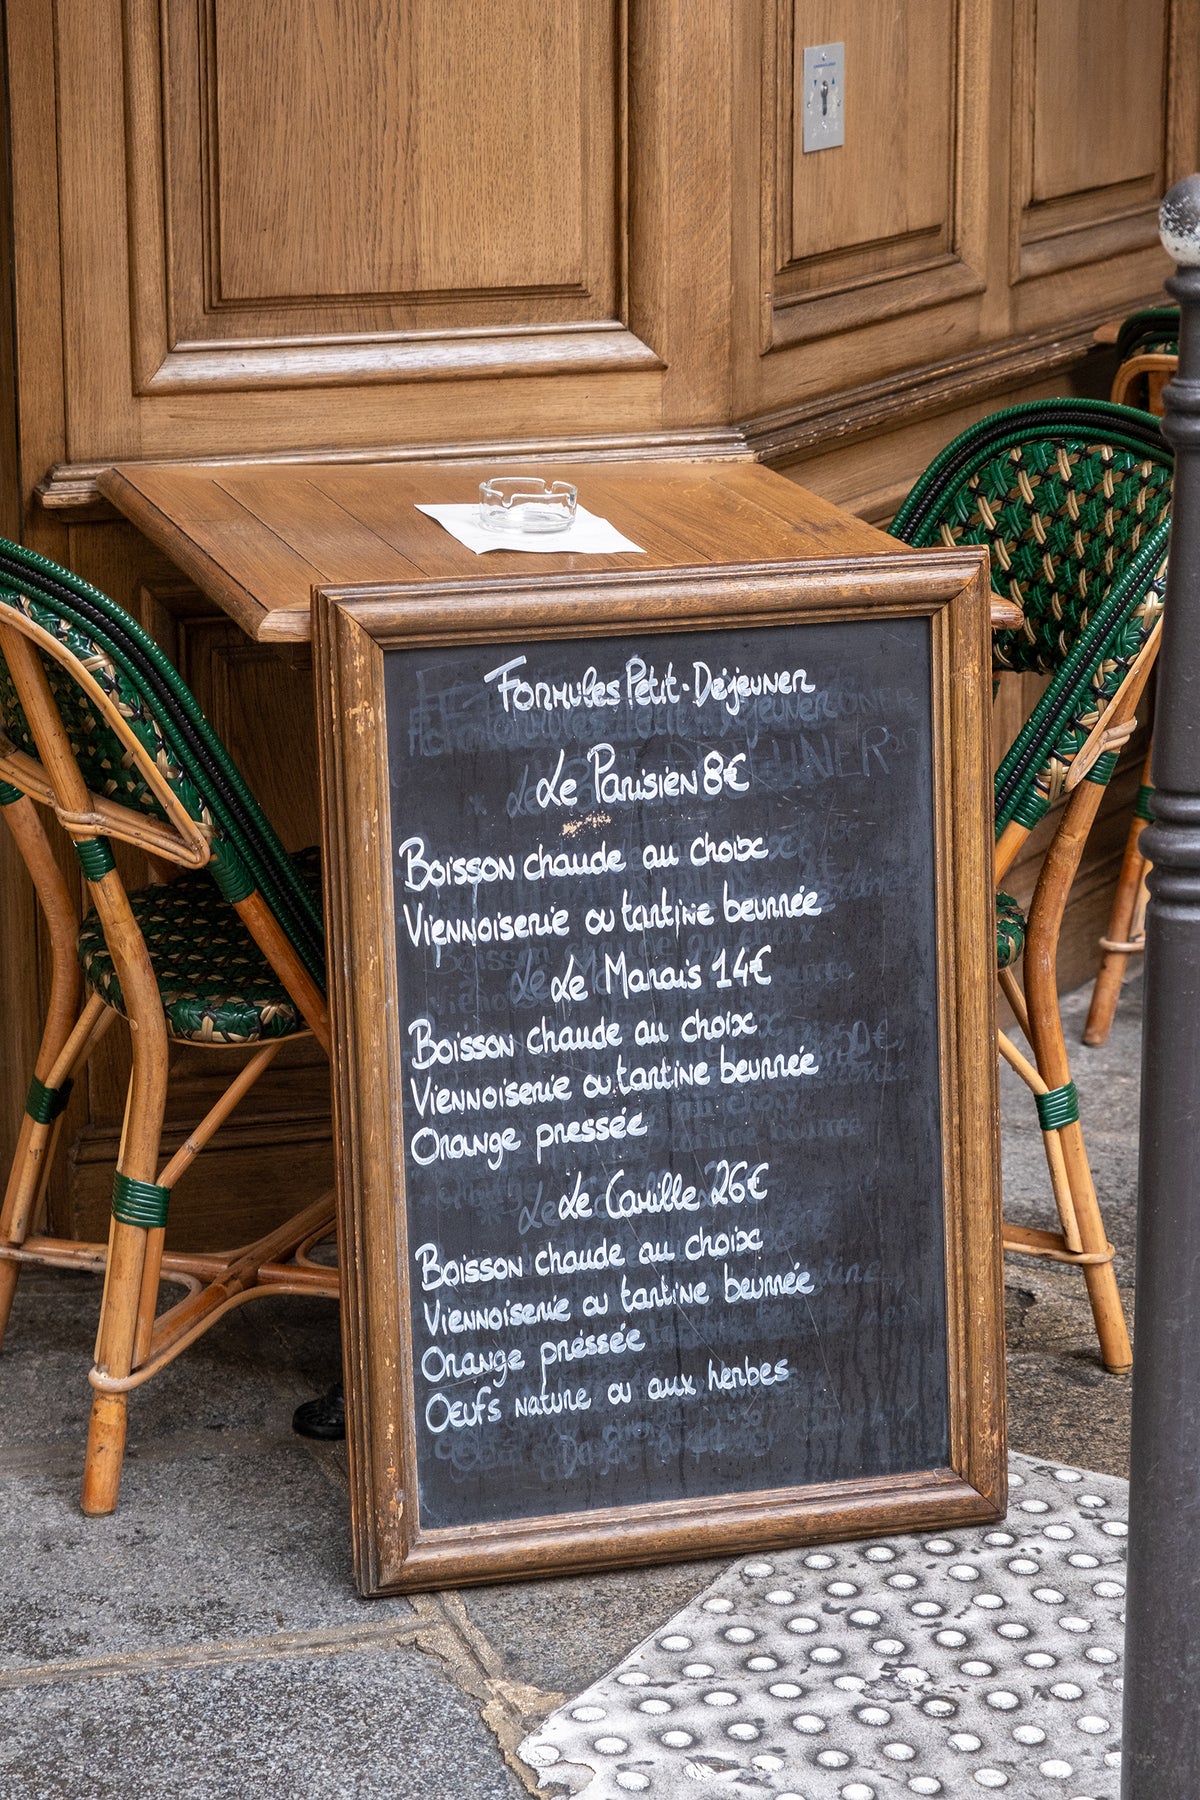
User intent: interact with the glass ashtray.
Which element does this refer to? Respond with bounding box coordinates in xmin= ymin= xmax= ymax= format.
xmin=478 ymin=475 xmax=578 ymax=534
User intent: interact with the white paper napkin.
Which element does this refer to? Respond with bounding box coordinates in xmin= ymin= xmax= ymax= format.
xmin=415 ymin=502 xmax=645 ymax=555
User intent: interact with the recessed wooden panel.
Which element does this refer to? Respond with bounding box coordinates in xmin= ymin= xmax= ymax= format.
xmin=786 ymin=0 xmax=955 ymax=266
xmin=182 ymin=627 xmax=321 ymax=852
xmin=1013 ymin=0 xmax=1172 ymax=281
xmin=68 ymin=1114 xmax=334 ymax=1251
xmin=1031 ymin=1 xmax=1166 ymax=203
xmin=210 ymin=0 xmax=586 ymax=304
xmin=765 ymin=0 xmax=986 ymax=350
xmin=117 ymin=0 xmax=656 ymax=389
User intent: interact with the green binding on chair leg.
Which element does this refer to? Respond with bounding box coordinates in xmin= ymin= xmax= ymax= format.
xmin=1085 ymin=750 xmax=1121 ymax=787
xmin=209 ymin=838 xmax=255 ymax=904
xmin=1011 ymin=788 xmax=1049 ymax=832
xmin=1036 ymin=1081 xmax=1080 ymax=1132
xmin=1135 ymin=783 xmax=1156 ymax=822
xmin=111 ymin=1172 xmax=171 ymax=1229
xmin=25 ymin=1075 xmax=73 ymax=1124
xmin=0 ymin=780 xmax=23 ymax=805
xmin=74 ymin=837 xmax=115 ymax=881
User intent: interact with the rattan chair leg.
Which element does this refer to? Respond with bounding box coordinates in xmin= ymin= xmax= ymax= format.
xmin=82 ymin=1218 xmax=155 ymax=1515
xmin=79 ymin=868 xmax=171 ymax=1516
xmin=233 ymin=892 xmax=330 ymax=1052
xmin=998 ymin=965 xmax=1031 ymax=1037
xmin=1023 ymin=780 xmax=1133 ymax=1371
xmin=0 ymin=995 xmax=115 ymax=1353
xmin=995 ymin=820 xmax=1031 ymax=884
xmin=997 ymin=1027 xmax=1083 ymax=1252
xmin=96 ymin=1192 xmax=341 ymax=1392
xmin=1083 ymin=747 xmax=1154 ymax=1047
xmin=132 ymin=1225 xmax=167 ymax=1372
xmin=0 ymin=794 xmax=85 ymax=1349
xmin=0 ymin=792 xmax=80 ymax=1072
xmin=1 ymin=992 xmax=110 ymax=1243
xmin=0 ymin=1264 xmax=20 ymax=1357
xmin=131 ymin=1039 xmax=287 ymax=1364
xmin=1057 ymin=1121 xmax=1132 ymax=1373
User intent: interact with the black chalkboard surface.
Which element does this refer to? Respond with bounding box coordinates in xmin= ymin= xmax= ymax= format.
xmin=315 ymin=551 xmax=1003 ymax=1595
xmin=385 ymin=620 xmax=948 ymax=1529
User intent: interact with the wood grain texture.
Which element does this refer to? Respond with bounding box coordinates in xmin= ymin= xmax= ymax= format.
xmin=99 ymin=460 xmax=900 ymax=641
xmin=762 ymin=0 xmax=989 ymax=357
xmin=1031 ymin=0 xmax=1167 ymax=202
xmin=119 ymin=0 xmax=656 ymax=393
xmin=99 ymin=455 xmax=1028 ymax=639
xmin=208 ymin=0 xmax=587 ymax=303
xmin=6 ymin=0 xmax=1187 ymax=473
xmin=37 ymin=298 xmax=1120 ymax=518
xmin=314 ymin=546 xmax=1002 ymax=1594
xmin=1010 ymin=0 xmax=1197 ymax=287
xmin=785 ymin=0 xmax=955 ymax=265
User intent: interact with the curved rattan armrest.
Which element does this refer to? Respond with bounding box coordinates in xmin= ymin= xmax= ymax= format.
xmin=0 ymin=742 xmax=211 ymax=868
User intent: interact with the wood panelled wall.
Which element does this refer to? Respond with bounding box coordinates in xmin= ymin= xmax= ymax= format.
xmin=1 ymin=0 xmax=1196 ymax=1238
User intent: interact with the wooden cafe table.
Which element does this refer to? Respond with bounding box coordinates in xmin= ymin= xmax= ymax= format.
xmin=98 ymin=457 xmax=1023 ymax=640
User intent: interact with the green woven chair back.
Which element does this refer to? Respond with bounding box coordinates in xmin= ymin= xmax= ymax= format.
xmin=891 ymin=398 xmax=1172 ymax=834
xmin=1115 ymin=305 xmax=1180 ymax=364
xmin=0 ymin=538 xmax=325 ymax=989
xmin=0 ymin=600 xmax=209 ymax=828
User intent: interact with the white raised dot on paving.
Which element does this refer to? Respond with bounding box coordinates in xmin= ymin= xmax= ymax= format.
xmin=518 ymin=1453 xmax=1126 ymax=1799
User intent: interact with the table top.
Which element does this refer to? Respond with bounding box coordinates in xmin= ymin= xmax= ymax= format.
xmin=99 ymin=456 xmax=1020 ymax=642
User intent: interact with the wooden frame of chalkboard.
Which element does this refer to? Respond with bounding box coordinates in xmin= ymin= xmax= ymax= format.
xmin=314 ymin=551 xmax=1003 ymax=1597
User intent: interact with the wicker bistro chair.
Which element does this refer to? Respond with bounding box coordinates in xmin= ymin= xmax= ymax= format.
xmin=892 ymin=397 xmax=1173 ymax=1373
xmin=1082 ymin=308 xmax=1181 ymax=1047
xmin=0 ymin=537 xmax=337 ymax=1514
xmin=1110 ymin=304 xmax=1181 ymax=413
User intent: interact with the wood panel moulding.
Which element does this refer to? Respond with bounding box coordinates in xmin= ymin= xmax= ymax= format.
xmin=122 ymin=0 xmax=658 ymax=391
xmin=764 ymin=0 xmax=989 ymax=350
xmin=35 ymin=307 xmax=1130 ymax=524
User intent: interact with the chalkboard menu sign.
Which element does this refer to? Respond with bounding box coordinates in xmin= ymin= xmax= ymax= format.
xmin=316 ymin=554 xmax=1003 ymax=1596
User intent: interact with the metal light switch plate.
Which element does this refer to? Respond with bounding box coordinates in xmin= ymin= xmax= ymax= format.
xmin=802 ymin=42 xmax=844 ymax=153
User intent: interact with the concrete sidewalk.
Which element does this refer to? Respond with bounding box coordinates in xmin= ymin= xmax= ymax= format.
xmin=0 ymin=979 xmax=1141 ymax=1799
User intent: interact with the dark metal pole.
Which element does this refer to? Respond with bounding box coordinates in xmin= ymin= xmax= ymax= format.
xmin=1123 ymin=175 xmax=1200 ymax=1797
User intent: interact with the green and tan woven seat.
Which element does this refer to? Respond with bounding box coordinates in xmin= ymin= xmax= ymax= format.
xmin=893 ymin=396 xmax=1173 ymax=1373
xmin=77 ymin=848 xmax=324 ymax=1046
xmin=0 ymin=537 xmax=336 ymax=1516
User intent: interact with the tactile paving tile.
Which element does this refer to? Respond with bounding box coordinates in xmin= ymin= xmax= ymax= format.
xmin=519 ymin=1454 xmax=1126 ymax=1799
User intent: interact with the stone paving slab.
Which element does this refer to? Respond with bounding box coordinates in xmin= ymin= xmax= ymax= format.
xmin=518 ymin=1454 xmax=1127 ymax=1800
xmin=463 ymin=1562 xmax=728 ymax=1700
xmin=0 ymin=1444 xmax=407 ymax=1671
xmin=0 ymin=1641 xmax=527 ymax=1800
